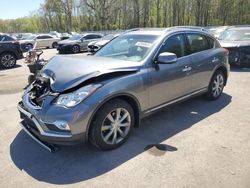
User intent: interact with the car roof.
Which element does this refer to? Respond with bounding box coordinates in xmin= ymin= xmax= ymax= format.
xmin=226 ymin=27 xmax=250 ymax=31
xmin=125 ymin=26 xmax=208 ymax=36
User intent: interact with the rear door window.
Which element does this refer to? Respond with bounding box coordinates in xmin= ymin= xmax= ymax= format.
xmin=186 ymin=33 xmax=210 ymax=54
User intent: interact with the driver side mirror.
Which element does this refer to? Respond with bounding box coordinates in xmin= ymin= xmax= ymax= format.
xmin=157 ymin=52 xmax=177 ymax=64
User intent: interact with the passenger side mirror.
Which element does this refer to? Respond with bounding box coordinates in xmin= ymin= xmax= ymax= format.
xmin=157 ymin=52 xmax=177 ymax=64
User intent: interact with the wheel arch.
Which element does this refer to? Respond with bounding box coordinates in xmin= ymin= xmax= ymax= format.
xmin=0 ymin=51 xmax=17 ymax=59
xmin=211 ymin=66 xmax=228 ymax=86
xmin=86 ymin=93 xmax=141 ymax=141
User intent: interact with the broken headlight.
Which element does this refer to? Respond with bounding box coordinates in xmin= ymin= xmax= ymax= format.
xmin=55 ymin=84 xmax=102 ymax=108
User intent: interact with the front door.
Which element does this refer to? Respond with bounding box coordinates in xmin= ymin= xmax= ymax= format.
xmin=148 ymin=33 xmax=193 ymax=108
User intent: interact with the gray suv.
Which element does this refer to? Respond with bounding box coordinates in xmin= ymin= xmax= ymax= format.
xmin=18 ymin=28 xmax=229 ymax=151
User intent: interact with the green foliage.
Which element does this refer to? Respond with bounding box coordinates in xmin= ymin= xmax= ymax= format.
xmin=0 ymin=0 xmax=249 ymax=33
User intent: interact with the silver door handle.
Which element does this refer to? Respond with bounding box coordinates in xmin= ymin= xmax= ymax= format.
xmin=212 ymin=57 xmax=219 ymax=63
xmin=182 ymin=66 xmax=192 ymax=72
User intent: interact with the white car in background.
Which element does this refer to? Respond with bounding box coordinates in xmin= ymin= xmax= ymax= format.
xmin=19 ymin=34 xmax=61 ymax=51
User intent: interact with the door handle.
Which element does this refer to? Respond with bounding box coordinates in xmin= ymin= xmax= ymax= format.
xmin=182 ymin=66 xmax=192 ymax=72
xmin=212 ymin=57 xmax=219 ymax=63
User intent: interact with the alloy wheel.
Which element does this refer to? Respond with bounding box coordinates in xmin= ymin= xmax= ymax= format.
xmin=72 ymin=45 xmax=80 ymax=53
xmin=212 ymin=74 xmax=224 ymax=98
xmin=101 ymin=108 xmax=131 ymax=145
xmin=1 ymin=54 xmax=16 ymax=68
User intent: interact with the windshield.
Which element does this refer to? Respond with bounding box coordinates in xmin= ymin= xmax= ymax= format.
xmin=103 ymin=34 xmax=118 ymax=40
xmin=95 ymin=34 xmax=159 ymax=62
xmin=69 ymin=35 xmax=81 ymax=40
xmin=219 ymin=29 xmax=250 ymax=41
xmin=26 ymin=35 xmax=36 ymax=40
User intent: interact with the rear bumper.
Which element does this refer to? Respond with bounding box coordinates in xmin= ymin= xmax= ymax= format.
xmin=18 ymin=103 xmax=86 ymax=146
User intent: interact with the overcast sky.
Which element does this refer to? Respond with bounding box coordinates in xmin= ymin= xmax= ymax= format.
xmin=0 ymin=0 xmax=44 ymax=19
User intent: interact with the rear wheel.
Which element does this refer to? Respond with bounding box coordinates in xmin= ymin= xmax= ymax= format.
xmin=72 ymin=45 xmax=80 ymax=54
xmin=205 ymin=70 xmax=225 ymax=100
xmin=52 ymin=42 xmax=58 ymax=48
xmin=89 ymin=99 xmax=134 ymax=150
xmin=0 ymin=53 xmax=17 ymax=69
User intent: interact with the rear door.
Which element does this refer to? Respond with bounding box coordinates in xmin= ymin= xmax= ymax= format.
xmin=185 ymin=32 xmax=219 ymax=91
xmin=148 ymin=33 xmax=193 ymax=107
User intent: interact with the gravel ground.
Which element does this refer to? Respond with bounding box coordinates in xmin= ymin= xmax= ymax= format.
xmin=0 ymin=49 xmax=250 ymax=188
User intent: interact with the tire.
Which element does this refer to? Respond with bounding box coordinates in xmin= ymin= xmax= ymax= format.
xmin=0 ymin=52 xmax=17 ymax=69
xmin=72 ymin=45 xmax=80 ymax=54
xmin=205 ymin=70 xmax=225 ymax=100
xmin=26 ymin=43 xmax=33 ymax=49
xmin=52 ymin=42 xmax=58 ymax=48
xmin=28 ymin=74 xmax=35 ymax=85
xmin=89 ymin=99 xmax=135 ymax=150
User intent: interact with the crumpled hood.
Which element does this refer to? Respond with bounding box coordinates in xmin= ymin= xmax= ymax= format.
xmin=219 ymin=40 xmax=250 ymax=48
xmin=95 ymin=40 xmax=110 ymax=46
xmin=41 ymin=55 xmax=141 ymax=92
xmin=58 ymin=39 xmax=79 ymax=45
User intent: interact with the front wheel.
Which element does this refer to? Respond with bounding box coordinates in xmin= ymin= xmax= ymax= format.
xmin=89 ymin=99 xmax=135 ymax=150
xmin=205 ymin=70 xmax=225 ymax=100
xmin=72 ymin=45 xmax=80 ymax=54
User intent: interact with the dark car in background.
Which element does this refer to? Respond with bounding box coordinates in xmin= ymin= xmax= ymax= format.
xmin=57 ymin=33 xmax=103 ymax=54
xmin=87 ymin=33 xmax=120 ymax=53
xmin=219 ymin=27 xmax=250 ymax=67
xmin=0 ymin=34 xmax=23 ymax=69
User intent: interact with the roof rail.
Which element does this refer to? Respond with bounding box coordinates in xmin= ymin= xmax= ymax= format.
xmin=167 ymin=26 xmax=207 ymax=32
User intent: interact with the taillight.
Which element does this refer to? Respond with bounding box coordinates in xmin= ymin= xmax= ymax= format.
xmin=224 ymin=48 xmax=229 ymax=55
xmin=14 ymin=41 xmax=20 ymax=45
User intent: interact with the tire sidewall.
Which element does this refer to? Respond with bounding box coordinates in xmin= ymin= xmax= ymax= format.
xmin=90 ymin=99 xmax=135 ymax=150
xmin=72 ymin=45 xmax=80 ymax=53
xmin=52 ymin=42 xmax=58 ymax=48
xmin=207 ymin=70 xmax=225 ymax=100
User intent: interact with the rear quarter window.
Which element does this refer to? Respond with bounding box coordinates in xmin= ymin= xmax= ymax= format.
xmin=186 ymin=33 xmax=210 ymax=54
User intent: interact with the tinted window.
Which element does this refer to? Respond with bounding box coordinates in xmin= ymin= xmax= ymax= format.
xmin=0 ymin=35 xmax=15 ymax=42
xmin=37 ymin=35 xmax=52 ymax=39
xmin=206 ymin=36 xmax=215 ymax=48
xmin=84 ymin=35 xmax=96 ymax=39
xmin=187 ymin=33 xmax=210 ymax=53
xmin=159 ymin=34 xmax=186 ymax=58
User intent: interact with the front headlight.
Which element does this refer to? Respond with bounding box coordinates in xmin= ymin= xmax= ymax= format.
xmin=55 ymin=84 xmax=102 ymax=108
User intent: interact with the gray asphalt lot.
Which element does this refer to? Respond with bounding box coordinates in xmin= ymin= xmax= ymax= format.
xmin=0 ymin=49 xmax=250 ymax=188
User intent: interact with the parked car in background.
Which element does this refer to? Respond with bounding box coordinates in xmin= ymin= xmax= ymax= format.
xmin=207 ymin=26 xmax=231 ymax=38
xmin=57 ymin=33 xmax=103 ymax=54
xmin=61 ymin=33 xmax=72 ymax=40
xmin=18 ymin=28 xmax=229 ymax=151
xmin=87 ymin=33 xmax=120 ymax=53
xmin=218 ymin=27 xmax=250 ymax=67
xmin=49 ymin=31 xmax=62 ymax=39
xmin=0 ymin=34 xmax=23 ymax=69
xmin=19 ymin=34 xmax=61 ymax=52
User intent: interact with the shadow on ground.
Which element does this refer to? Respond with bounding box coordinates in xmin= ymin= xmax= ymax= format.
xmin=10 ymin=93 xmax=232 ymax=185
xmin=230 ymin=67 xmax=250 ymax=72
xmin=0 ymin=64 xmax=22 ymax=71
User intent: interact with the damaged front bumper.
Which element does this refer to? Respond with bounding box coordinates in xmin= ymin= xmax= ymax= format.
xmin=17 ymin=101 xmax=86 ymax=151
